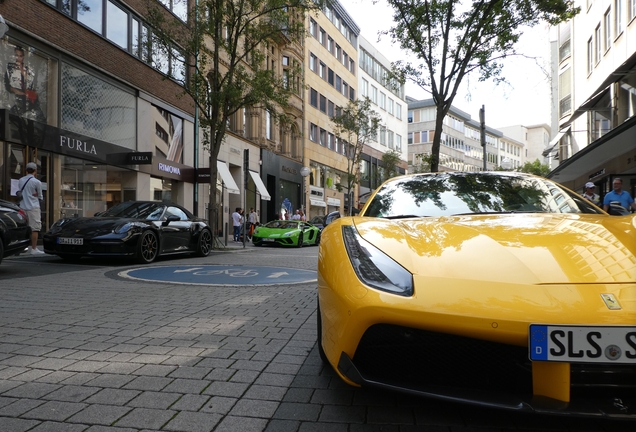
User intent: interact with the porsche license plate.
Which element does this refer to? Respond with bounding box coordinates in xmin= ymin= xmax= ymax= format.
xmin=57 ymin=237 xmax=83 ymax=245
xmin=529 ymin=325 xmax=636 ymax=364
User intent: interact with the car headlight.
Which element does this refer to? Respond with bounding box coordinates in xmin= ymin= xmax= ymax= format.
xmin=283 ymin=231 xmax=296 ymax=237
xmin=342 ymin=225 xmax=413 ymax=296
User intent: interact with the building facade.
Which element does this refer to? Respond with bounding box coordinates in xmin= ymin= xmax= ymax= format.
xmin=407 ymin=99 xmax=525 ymax=173
xmin=548 ymin=0 xmax=636 ymax=198
xmin=357 ymin=35 xmax=408 ymax=207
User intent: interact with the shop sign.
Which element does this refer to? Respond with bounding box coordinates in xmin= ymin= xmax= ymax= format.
xmin=327 ymin=197 xmax=340 ymax=206
xmin=158 ymin=162 xmax=181 ymax=175
xmin=125 ymin=152 xmax=153 ymax=165
xmin=60 ymin=135 xmax=97 ymax=156
xmin=282 ymin=165 xmax=299 ymax=175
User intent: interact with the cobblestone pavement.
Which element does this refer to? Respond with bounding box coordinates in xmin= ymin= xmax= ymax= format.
xmin=0 ymin=246 xmax=632 ymax=431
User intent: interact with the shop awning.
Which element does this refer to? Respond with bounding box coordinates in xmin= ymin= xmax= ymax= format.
xmin=217 ymin=161 xmax=240 ymax=194
xmin=249 ymin=171 xmax=271 ymax=201
xmin=543 ymin=127 xmax=570 ymax=157
xmin=310 ymin=199 xmax=326 ymax=207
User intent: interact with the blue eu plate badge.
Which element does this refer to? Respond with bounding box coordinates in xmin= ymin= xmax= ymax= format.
xmin=530 ymin=325 xmax=548 ymax=361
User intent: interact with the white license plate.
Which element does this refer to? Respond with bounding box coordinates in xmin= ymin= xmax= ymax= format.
xmin=529 ymin=325 xmax=636 ymax=364
xmin=57 ymin=237 xmax=83 ymax=245
xmin=262 ymin=238 xmax=275 ymax=242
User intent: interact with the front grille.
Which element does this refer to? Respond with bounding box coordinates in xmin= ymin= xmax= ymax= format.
xmin=353 ymin=324 xmax=636 ymax=399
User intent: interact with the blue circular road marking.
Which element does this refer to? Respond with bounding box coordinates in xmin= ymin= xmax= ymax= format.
xmin=119 ymin=265 xmax=317 ymax=286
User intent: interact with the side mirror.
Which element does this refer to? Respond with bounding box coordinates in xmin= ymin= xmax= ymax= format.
xmin=607 ymin=203 xmax=630 ymax=216
xmin=324 ymin=211 xmax=341 ymax=227
xmin=163 ymin=214 xmax=181 ymax=226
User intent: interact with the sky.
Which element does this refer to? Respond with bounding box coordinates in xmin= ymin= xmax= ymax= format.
xmin=337 ymin=0 xmax=555 ymax=129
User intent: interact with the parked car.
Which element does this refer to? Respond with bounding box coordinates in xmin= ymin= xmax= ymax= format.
xmin=309 ymin=211 xmax=341 ymax=231
xmin=43 ymin=201 xmax=212 ymax=263
xmin=317 ymin=171 xmax=635 ymax=418
xmin=252 ymin=220 xmax=321 ymax=247
xmin=0 ymin=199 xmax=32 ymax=264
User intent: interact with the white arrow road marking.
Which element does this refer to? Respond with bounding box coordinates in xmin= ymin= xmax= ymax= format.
xmin=267 ymin=272 xmax=289 ymax=278
xmin=174 ymin=268 xmax=203 ymax=273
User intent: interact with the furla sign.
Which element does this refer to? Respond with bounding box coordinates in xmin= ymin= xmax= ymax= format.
xmin=60 ymin=135 xmax=97 ymax=156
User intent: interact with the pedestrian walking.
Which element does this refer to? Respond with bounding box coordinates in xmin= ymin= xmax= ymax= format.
xmin=232 ymin=207 xmax=243 ymax=242
xmin=18 ymin=162 xmax=44 ymax=254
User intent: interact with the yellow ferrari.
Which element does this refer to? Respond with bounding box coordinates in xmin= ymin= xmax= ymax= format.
xmin=317 ymin=172 xmax=635 ymax=418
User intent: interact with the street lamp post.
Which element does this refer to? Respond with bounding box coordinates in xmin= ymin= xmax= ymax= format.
xmin=300 ymin=166 xmax=310 ymax=217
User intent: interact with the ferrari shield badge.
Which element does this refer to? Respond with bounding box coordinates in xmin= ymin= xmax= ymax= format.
xmin=600 ymin=294 xmax=621 ymax=310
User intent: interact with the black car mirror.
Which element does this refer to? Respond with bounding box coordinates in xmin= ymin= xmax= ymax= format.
xmin=324 ymin=211 xmax=341 ymax=227
xmin=163 ymin=214 xmax=181 ymax=226
xmin=607 ymin=203 xmax=630 ymax=216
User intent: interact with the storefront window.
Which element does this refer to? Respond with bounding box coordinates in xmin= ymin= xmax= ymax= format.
xmin=151 ymin=177 xmax=172 ymax=201
xmin=56 ymin=155 xmax=132 ymax=220
xmin=1 ymin=39 xmax=52 ymax=123
xmin=152 ymin=104 xmax=183 ymax=163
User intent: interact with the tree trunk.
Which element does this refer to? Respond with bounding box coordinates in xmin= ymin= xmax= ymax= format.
xmin=430 ymin=103 xmax=448 ymax=173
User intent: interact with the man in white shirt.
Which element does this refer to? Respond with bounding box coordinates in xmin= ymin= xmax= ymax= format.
xmin=18 ymin=162 xmax=44 ymax=254
xmin=581 ymin=182 xmax=600 ymax=206
xmin=232 ymin=208 xmax=243 ymax=242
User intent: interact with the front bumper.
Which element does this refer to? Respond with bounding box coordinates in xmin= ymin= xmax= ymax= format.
xmin=43 ymin=232 xmax=140 ymax=257
xmin=334 ymin=323 xmax=635 ymax=418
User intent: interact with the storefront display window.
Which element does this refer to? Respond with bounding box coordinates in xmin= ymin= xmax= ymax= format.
xmin=61 ymin=63 xmax=136 ymax=149
xmin=152 ymin=104 xmax=183 ymax=163
xmin=151 ymin=177 xmax=172 ymax=201
xmin=0 ymin=39 xmax=52 ymax=123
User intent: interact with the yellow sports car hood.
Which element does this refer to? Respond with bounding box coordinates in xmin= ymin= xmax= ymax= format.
xmin=354 ymin=213 xmax=636 ymax=285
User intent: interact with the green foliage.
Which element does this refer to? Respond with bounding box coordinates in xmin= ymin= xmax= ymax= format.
xmin=384 ymin=0 xmax=579 ymax=172
xmin=411 ymin=153 xmax=433 ymax=173
xmin=145 ymin=0 xmax=324 ymax=226
xmin=331 ymin=97 xmax=382 ymax=198
xmin=516 ymin=159 xmax=551 ymax=177
xmin=381 ymin=150 xmax=402 ymax=182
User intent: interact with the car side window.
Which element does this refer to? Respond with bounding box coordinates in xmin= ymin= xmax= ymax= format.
xmin=166 ymin=206 xmax=188 ymax=221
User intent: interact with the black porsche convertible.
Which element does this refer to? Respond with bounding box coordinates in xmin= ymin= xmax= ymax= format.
xmin=43 ymin=201 xmax=212 ymax=263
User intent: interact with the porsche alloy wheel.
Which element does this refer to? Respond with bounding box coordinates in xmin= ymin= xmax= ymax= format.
xmin=137 ymin=231 xmax=158 ymax=263
xmin=195 ymin=229 xmax=212 ymax=257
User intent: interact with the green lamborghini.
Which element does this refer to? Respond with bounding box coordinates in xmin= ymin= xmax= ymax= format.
xmin=252 ymin=220 xmax=321 ymax=247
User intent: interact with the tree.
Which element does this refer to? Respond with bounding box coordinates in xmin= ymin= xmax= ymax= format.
xmin=380 ymin=149 xmax=403 ymax=183
xmin=411 ymin=152 xmax=433 ymax=173
xmin=517 ymin=159 xmax=551 ymax=177
xmin=145 ymin=0 xmax=323 ymax=241
xmin=331 ymin=98 xmax=381 ymax=215
xmin=384 ymin=0 xmax=578 ymax=172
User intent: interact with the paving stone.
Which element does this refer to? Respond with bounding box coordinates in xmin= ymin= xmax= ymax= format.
xmin=11 ymin=369 xmax=53 ymax=382
xmin=42 ymin=385 xmax=101 ymax=402
xmin=2 ymin=382 xmax=60 ymax=399
xmin=213 ymin=415 xmax=268 ymax=432
xmin=169 ymin=394 xmax=209 ymax=412
xmin=127 ymin=391 xmax=181 ymax=409
xmin=123 ymin=376 xmax=172 ymax=391
xmin=273 ymin=402 xmax=321 ymax=421
xmin=298 ymin=422 xmax=349 ymax=432
xmin=0 ymin=355 xmax=42 ymax=367
xmin=161 ymin=378 xmax=208 ymax=394
xmin=84 ymin=374 xmax=135 ymax=389
xmin=202 ymin=381 xmax=249 ymax=398
xmin=34 ymin=371 xmax=76 ymax=384
xmin=131 ymin=364 xmax=176 ymax=376
xmin=167 ymin=367 xmax=209 ymax=380
xmin=200 ymin=396 xmax=237 ymax=415
xmin=114 ymin=407 xmax=176 ymax=430
xmin=319 ymin=405 xmax=366 ymax=423
xmin=59 ymin=372 xmax=100 ymax=386
xmin=229 ymin=398 xmax=279 ymax=418
xmin=29 ymin=420 xmax=88 ymax=431
xmin=243 ymin=385 xmax=288 ymax=402
xmin=264 ymin=419 xmax=301 ymax=432
xmin=83 ymin=426 xmax=138 ymax=432
xmin=255 ymin=373 xmax=295 ymax=387
xmin=0 ymin=399 xmax=45 ymax=416
xmin=24 ymin=401 xmax=87 ymax=421
xmin=163 ymin=411 xmax=221 ymax=432
xmin=96 ymin=362 xmax=142 ymax=375
xmin=0 ymin=367 xmax=29 ymax=379
xmin=84 ymin=388 xmax=141 ymax=406
xmin=0 ymin=417 xmax=41 ymax=432
xmin=66 ymin=404 xmax=132 ymax=425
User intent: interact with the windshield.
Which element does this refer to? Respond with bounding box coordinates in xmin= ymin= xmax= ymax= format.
xmin=100 ymin=202 xmax=166 ymax=220
xmin=264 ymin=221 xmax=301 ymax=229
xmin=364 ymin=173 xmax=604 ymax=218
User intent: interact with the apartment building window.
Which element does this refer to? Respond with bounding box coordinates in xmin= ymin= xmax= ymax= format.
xmin=604 ymin=10 xmax=612 ymax=51
xmin=78 ymin=0 xmax=104 ymax=33
xmin=630 ymin=0 xmax=636 ymax=20
xmin=266 ymin=111 xmax=272 ymax=140
xmin=319 ymin=28 xmax=326 ymax=45
xmin=309 ymin=123 xmax=317 ymax=142
xmin=396 ymin=134 xmax=402 ymax=151
xmin=310 ymin=18 xmax=317 ymax=37
xmin=388 ymin=130 xmax=394 ymax=149
xmin=336 ymin=75 xmax=342 ymax=93
xmin=558 ymin=22 xmax=571 ymax=61
xmin=379 ymin=92 xmax=386 ymax=110
xmin=408 ymin=132 xmax=413 ymax=144
xmin=342 ymin=82 xmax=349 ymax=97
xmin=594 ymin=25 xmax=601 ymax=64
xmin=328 ymin=101 xmax=334 ymax=116
xmin=336 ymin=45 xmax=341 ymax=60
xmin=320 ymin=129 xmax=326 ymax=147
xmin=328 ymin=69 xmax=334 ymax=86
xmin=408 ymin=110 xmax=413 ymax=123
xmin=320 ymin=95 xmax=327 ymax=113
xmin=158 ymin=0 xmax=187 ymax=22
xmin=616 ymin=0 xmax=624 ymax=36
xmin=309 ymin=53 xmax=316 ymax=72
xmin=282 ymin=56 xmax=289 ymax=66
xmin=361 ymin=78 xmax=368 ymax=97
xmin=328 ymin=133 xmax=335 ymax=150
xmin=107 ymin=1 xmax=128 ymax=48
xmin=587 ymin=37 xmax=593 ymax=74
xmin=342 ymin=52 xmax=348 ymax=67
xmin=310 ymin=88 xmax=318 ymax=108
xmin=349 ymin=87 xmax=355 ymax=101
xmin=396 ymin=103 xmax=402 ymax=120
xmin=388 ymin=98 xmax=394 ymax=115
xmin=371 ymin=86 xmax=377 ymax=104
xmin=282 ymin=69 xmax=289 ymax=88
xmin=349 ymin=59 xmax=355 ymax=74
xmin=379 ymin=126 xmax=386 ymax=146
xmin=327 ymin=36 xmax=334 ymax=53
xmin=319 ymin=62 xmax=326 ymax=79
xmin=559 ymin=68 xmax=572 ymax=117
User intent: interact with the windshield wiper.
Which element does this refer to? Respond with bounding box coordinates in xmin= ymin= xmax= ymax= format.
xmin=383 ymin=214 xmax=423 ymax=220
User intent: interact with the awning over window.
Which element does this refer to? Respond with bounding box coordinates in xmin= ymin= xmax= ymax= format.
xmin=217 ymin=161 xmax=240 ymax=194
xmin=310 ymin=199 xmax=326 ymax=207
xmin=543 ymin=127 xmax=571 ymax=157
xmin=249 ymin=171 xmax=271 ymax=201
